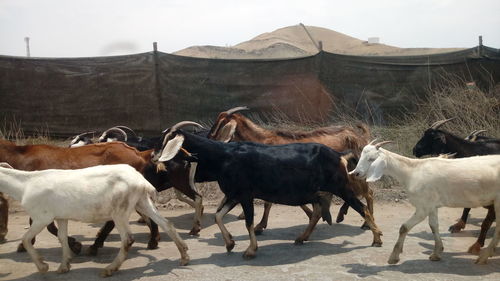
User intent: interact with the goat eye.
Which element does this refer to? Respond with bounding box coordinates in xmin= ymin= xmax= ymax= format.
xmin=368 ymin=158 xmax=375 ymax=162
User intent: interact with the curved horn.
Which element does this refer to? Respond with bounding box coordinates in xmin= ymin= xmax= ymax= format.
xmin=368 ymin=139 xmax=378 ymax=146
xmin=472 ymin=129 xmax=487 ymax=136
xmin=224 ymin=106 xmax=249 ymax=116
xmin=99 ymin=127 xmax=128 ymax=142
xmin=430 ymin=117 xmax=456 ymax=130
xmin=374 ymin=141 xmax=393 ymax=149
xmin=114 ymin=125 xmax=137 ymax=138
xmin=70 ymin=131 xmax=95 ymax=140
xmin=170 ymin=121 xmax=205 ymax=132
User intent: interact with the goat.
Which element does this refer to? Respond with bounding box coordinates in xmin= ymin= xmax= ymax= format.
xmin=412 ymin=118 xmax=500 ymax=234
xmin=152 ymin=121 xmax=383 ymax=259
xmin=207 ymin=106 xmax=374 ymax=233
xmin=0 ymin=163 xmax=189 ymax=277
xmin=349 ymin=140 xmax=500 ymax=264
xmin=69 ymin=131 xmax=95 ymax=147
xmin=69 ymin=126 xmax=207 ymax=234
xmin=0 ymin=138 xmax=201 ymax=256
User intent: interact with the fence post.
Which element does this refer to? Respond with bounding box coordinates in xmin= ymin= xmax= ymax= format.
xmin=152 ymin=42 xmax=163 ymax=130
xmin=478 ymin=35 xmax=483 ymax=56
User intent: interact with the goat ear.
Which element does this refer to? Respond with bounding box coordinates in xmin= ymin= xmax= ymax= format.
xmin=217 ymin=120 xmax=237 ymax=143
xmin=366 ymin=156 xmax=386 ymax=182
xmin=158 ymin=135 xmax=185 ymax=162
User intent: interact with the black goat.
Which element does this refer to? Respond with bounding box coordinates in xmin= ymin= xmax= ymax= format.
xmin=152 ymin=121 xmax=383 ymax=259
xmin=412 ymin=118 xmax=500 ymax=237
xmin=413 ymin=118 xmax=500 ymax=158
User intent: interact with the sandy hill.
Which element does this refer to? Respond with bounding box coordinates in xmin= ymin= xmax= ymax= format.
xmin=173 ymin=24 xmax=464 ymax=59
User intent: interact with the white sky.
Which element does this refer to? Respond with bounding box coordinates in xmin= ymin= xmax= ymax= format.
xmin=1 ymin=0 xmax=499 ymax=58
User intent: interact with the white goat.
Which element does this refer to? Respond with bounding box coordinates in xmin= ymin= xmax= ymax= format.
xmin=348 ymin=141 xmax=500 ymax=265
xmin=0 ymin=163 xmax=189 ymax=277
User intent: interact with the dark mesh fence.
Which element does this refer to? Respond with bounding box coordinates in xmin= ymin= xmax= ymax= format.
xmin=0 ymin=46 xmax=499 ymax=137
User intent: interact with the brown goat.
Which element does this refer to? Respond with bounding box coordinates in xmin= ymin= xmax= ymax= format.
xmin=0 ymin=138 xmax=202 ymax=255
xmin=208 ymin=107 xmax=375 ymax=234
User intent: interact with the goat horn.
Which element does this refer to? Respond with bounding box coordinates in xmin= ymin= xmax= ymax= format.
xmin=472 ymin=129 xmax=487 ymax=136
xmin=100 ymin=127 xmax=128 ymax=142
xmin=224 ymin=106 xmax=249 ymax=116
xmin=69 ymin=131 xmax=95 ymax=140
xmin=368 ymin=139 xmax=378 ymax=146
xmin=170 ymin=121 xmax=205 ymax=132
xmin=430 ymin=117 xmax=456 ymax=129
xmin=374 ymin=141 xmax=393 ymax=149
xmin=114 ymin=125 xmax=137 ymax=137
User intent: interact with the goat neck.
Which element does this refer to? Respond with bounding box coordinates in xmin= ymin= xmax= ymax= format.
xmin=0 ymin=167 xmax=28 ymax=201
xmin=229 ymin=115 xmax=273 ymax=143
xmin=378 ymin=148 xmax=421 ymax=188
xmin=177 ymin=131 xmax=232 ymax=181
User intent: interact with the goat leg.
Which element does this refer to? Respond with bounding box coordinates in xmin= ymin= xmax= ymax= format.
xmin=88 ymin=221 xmax=115 ymax=256
xmin=254 ymin=201 xmax=272 ymax=235
xmin=468 ymin=205 xmax=495 ymax=255
xmin=336 ymin=202 xmax=349 ymax=223
xmin=295 ymin=203 xmax=322 ymax=245
xmin=0 ymin=192 xmax=8 ymax=243
xmin=449 ymin=208 xmax=470 ymax=233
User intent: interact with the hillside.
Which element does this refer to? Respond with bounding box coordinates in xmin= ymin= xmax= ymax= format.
xmin=173 ymin=24 xmax=464 ymax=59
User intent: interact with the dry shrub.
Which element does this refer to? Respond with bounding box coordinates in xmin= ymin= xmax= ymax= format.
xmin=383 ymin=79 xmax=499 ymax=156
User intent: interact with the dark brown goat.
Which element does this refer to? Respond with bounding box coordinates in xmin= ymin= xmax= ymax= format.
xmin=0 ymin=138 xmax=202 ymax=255
xmin=207 ymin=107 xmax=375 ymax=233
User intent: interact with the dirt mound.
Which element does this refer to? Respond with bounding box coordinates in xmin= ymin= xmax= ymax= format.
xmin=173 ymin=24 xmax=464 ymax=58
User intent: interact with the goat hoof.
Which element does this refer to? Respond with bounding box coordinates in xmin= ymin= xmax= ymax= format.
xmin=387 ymin=255 xmax=400 ymax=264
xmin=336 ymin=216 xmax=344 ymax=223
xmin=100 ymin=268 xmax=115 ymax=277
xmin=188 ymin=228 xmax=201 ymax=236
xmin=86 ymin=246 xmax=99 ymax=256
xmin=237 ymin=212 xmax=245 ymax=220
xmin=448 ymin=221 xmax=465 ymax=233
xmin=70 ymin=241 xmax=82 ymax=255
xmin=360 ymin=223 xmax=371 ymax=230
xmin=179 ymin=256 xmax=190 ymax=266
xmin=467 ymin=242 xmax=481 ymax=255
xmin=0 ymin=236 xmax=6 ymax=244
xmin=294 ymin=238 xmax=305 ymax=245
xmin=147 ymin=240 xmax=159 ymax=250
xmin=372 ymin=241 xmax=383 ymax=247
xmin=243 ymin=250 xmax=256 ymax=260
xmin=38 ymin=262 xmax=49 ymax=273
xmin=137 ymin=217 xmax=146 ymax=224
xmin=254 ymin=225 xmax=265 ymax=235
xmin=56 ymin=264 xmax=71 ymax=274
xmin=429 ymin=254 xmax=441 ymax=261
xmin=16 ymin=243 xmax=27 ymax=253
xmin=475 ymin=257 xmax=488 ymax=265
xmin=226 ymin=240 xmax=235 ymax=252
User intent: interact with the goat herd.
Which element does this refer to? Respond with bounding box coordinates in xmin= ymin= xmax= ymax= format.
xmin=0 ymin=107 xmax=499 ymax=277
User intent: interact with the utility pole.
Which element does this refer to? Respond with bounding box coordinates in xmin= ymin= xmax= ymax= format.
xmin=24 ymin=37 xmax=30 ymax=57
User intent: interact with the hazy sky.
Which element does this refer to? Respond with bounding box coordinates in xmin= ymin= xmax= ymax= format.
xmin=1 ymin=0 xmax=499 ymax=57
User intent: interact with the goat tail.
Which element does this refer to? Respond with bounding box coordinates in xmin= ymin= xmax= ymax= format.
xmin=145 ymin=183 xmax=158 ymax=203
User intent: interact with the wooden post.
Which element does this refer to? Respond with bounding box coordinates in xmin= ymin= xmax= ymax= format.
xmin=478 ymin=36 xmax=483 ymax=56
xmin=152 ymin=42 xmax=162 ymax=129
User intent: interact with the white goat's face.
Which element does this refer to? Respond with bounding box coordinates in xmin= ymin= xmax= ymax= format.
xmin=348 ymin=144 xmax=387 ymax=182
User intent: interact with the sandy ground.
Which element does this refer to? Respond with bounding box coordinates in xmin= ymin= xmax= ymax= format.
xmin=0 ymin=202 xmax=498 ymax=281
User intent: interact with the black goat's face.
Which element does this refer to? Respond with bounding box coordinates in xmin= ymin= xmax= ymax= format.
xmin=412 ymin=129 xmax=447 ymax=157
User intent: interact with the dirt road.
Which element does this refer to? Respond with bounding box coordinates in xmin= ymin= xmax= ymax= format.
xmin=0 ymin=202 xmax=498 ymax=281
